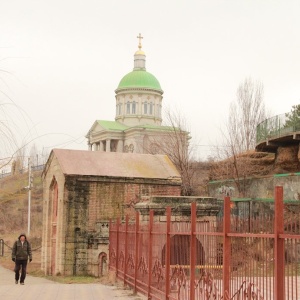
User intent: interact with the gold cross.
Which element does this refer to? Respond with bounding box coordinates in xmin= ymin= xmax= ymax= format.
xmin=137 ymin=33 xmax=143 ymax=50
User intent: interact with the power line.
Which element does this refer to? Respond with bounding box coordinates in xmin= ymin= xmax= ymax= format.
xmin=193 ymin=144 xmax=231 ymax=148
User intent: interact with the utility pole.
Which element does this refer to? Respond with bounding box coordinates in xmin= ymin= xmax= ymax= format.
xmin=27 ymin=158 xmax=33 ymax=236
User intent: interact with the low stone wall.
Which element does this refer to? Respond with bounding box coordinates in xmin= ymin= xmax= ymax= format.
xmin=208 ymin=173 xmax=300 ymax=201
xmin=135 ymin=195 xmax=221 ymax=221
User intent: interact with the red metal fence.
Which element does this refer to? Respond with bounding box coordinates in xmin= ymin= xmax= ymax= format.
xmin=109 ymin=186 xmax=300 ymax=299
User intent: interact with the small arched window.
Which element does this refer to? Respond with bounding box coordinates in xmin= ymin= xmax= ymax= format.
xmin=128 ymin=144 xmax=134 ymax=153
xmin=132 ymin=101 xmax=136 ymax=114
xmin=126 ymin=102 xmax=130 ymax=114
xmin=149 ymin=102 xmax=153 ymax=115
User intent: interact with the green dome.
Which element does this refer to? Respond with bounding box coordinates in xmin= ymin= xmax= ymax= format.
xmin=116 ymin=70 xmax=162 ymax=92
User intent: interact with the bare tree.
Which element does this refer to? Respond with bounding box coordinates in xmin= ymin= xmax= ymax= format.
xmin=228 ymin=78 xmax=265 ymax=153
xmin=0 ymin=65 xmax=21 ymax=171
xmin=0 ymin=65 xmax=38 ymax=173
xmin=212 ymin=78 xmax=267 ymax=197
xmin=29 ymin=143 xmax=38 ymax=166
xmin=0 ymin=104 xmax=20 ymax=172
xmin=142 ymin=108 xmax=196 ymax=196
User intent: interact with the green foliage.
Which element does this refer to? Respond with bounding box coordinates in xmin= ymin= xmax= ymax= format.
xmin=285 ymin=104 xmax=300 ymax=130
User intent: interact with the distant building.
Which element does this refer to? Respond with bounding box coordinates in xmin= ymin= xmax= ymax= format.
xmin=41 ymin=149 xmax=181 ymax=276
xmin=0 ymin=158 xmax=12 ymax=177
xmin=86 ymin=34 xmax=188 ymax=155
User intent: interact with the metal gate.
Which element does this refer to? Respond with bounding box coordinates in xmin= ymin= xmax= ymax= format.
xmin=109 ymin=186 xmax=300 ymax=299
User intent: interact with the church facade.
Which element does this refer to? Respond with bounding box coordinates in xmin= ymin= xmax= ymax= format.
xmin=86 ymin=34 xmax=181 ymax=155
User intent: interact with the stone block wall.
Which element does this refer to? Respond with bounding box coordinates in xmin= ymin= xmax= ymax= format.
xmin=60 ymin=176 xmax=181 ymax=276
xmin=41 ymin=155 xmax=66 ymax=276
xmin=62 ymin=177 xmax=90 ymax=275
xmin=208 ymin=173 xmax=300 ymax=201
xmin=87 ymin=177 xmax=181 ymax=229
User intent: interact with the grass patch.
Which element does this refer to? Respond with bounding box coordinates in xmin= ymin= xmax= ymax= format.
xmin=43 ymin=275 xmax=100 ymax=284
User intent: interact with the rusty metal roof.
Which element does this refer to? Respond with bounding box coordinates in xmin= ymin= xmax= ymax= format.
xmin=50 ymin=149 xmax=181 ymax=180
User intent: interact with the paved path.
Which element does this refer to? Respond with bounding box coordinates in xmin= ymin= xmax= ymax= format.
xmin=0 ymin=265 xmax=146 ymax=300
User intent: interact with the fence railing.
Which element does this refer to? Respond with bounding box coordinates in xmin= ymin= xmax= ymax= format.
xmin=256 ymin=112 xmax=300 ymax=145
xmin=109 ymin=186 xmax=300 ymax=300
xmin=0 ymin=164 xmax=45 ymax=180
xmin=0 ymin=171 xmax=12 ymax=179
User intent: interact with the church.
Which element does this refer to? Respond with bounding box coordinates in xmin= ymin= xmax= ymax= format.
xmin=41 ymin=35 xmax=184 ymax=277
xmin=86 ymin=34 xmax=182 ymax=155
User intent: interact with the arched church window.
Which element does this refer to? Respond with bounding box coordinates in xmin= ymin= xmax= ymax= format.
xmin=144 ymin=102 xmax=148 ymax=114
xmin=149 ymin=102 xmax=153 ymax=115
xmin=157 ymin=104 xmax=161 ymax=117
xmin=50 ymin=177 xmax=58 ymax=222
xmin=126 ymin=101 xmax=130 ymax=114
xmin=128 ymin=144 xmax=134 ymax=153
xmin=132 ymin=101 xmax=136 ymax=114
xmin=150 ymin=143 xmax=160 ymax=154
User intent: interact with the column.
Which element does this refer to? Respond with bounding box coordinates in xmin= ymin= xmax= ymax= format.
xmin=106 ymin=139 xmax=111 ymax=152
xmin=100 ymin=141 xmax=104 ymax=152
xmin=117 ymin=140 xmax=124 ymax=152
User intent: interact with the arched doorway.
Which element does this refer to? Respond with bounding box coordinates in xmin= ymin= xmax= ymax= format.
xmin=50 ymin=177 xmax=58 ymax=275
xmin=98 ymin=252 xmax=107 ymax=277
xmin=162 ymin=235 xmax=205 ymax=266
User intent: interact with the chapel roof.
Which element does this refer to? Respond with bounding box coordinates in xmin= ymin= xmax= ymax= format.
xmin=46 ymin=149 xmax=181 ymax=180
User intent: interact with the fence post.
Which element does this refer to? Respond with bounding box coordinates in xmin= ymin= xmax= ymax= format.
xmin=116 ymin=217 xmax=120 ymax=280
xmin=0 ymin=239 xmax=3 ymax=256
xmin=147 ymin=210 xmax=154 ymax=299
xmin=274 ymin=186 xmax=284 ymax=300
xmin=223 ymin=196 xmax=231 ymax=298
xmin=190 ymin=202 xmax=196 ymax=300
xmin=165 ymin=206 xmax=171 ymax=299
xmin=124 ymin=215 xmax=129 ymax=286
xmin=134 ymin=211 xmax=140 ymax=294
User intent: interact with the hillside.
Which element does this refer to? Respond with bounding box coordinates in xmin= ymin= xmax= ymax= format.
xmin=0 ymin=170 xmax=43 ymax=272
xmin=209 ymin=146 xmax=300 ymax=181
xmin=1 ymin=146 xmax=299 ymax=272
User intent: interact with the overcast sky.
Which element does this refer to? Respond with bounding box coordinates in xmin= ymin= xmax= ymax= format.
xmin=1 ymin=0 xmax=300 ymax=161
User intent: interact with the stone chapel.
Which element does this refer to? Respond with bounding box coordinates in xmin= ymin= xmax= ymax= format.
xmin=41 ymin=149 xmax=181 ymax=276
